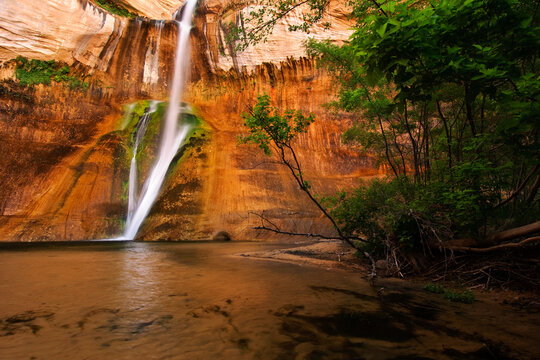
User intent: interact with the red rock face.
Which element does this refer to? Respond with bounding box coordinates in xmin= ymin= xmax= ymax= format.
xmin=0 ymin=5 xmax=381 ymax=241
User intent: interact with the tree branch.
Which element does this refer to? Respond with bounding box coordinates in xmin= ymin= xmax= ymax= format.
xmin=250 ymin=211 xmax=364 ymax=241
xmin=442 ymin=236 xmax=540 ymax=253
xmin=486 ymin=220 xmax=540 ymax=246
xmin=495 ymin=165 xmax=539 ymax=208
xmin=277 ymin=142 xmax=364 ymax=249
xmin=253 ymin=225 xmax=343 ymax=240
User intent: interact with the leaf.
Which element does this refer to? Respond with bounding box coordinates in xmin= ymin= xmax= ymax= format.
xmin=376 ymin=22 xmax=388 ymax=38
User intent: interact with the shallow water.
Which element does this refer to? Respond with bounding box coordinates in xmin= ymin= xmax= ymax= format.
xmin=0 ymin=241 xmax=538 ymax=359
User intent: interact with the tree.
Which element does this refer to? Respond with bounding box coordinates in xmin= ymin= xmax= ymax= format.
xmin=225 ymin=0 xmax=332 ymax=51
xmin=236 ymin=0 xmax=540 ymax=267
xmin=302 ymin=0 xmax=540 ymax=257
xmin=238 ymin=94 xmax=363 ymax=249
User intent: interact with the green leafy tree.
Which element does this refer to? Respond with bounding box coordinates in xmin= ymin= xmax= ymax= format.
xmin=225 ymin=0 xmax=332 ymax=51
xmin=239 ymin=94 xmax=363 ymax=248
xmin=308 ymin=0 xmax=540 ymax=249
xmin=237 ymin=0 xmax=540 ymax=258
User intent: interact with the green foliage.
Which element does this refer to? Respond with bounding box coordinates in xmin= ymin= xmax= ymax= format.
xmin=94 ymin=0 xmax=137 ymax=18
xmin=423 ymin=283 xmax=445 ymax=294
xmin=323 ymin=177 xmax=422 ymax=251
xmin=307 ymin=0 xmax=540 ymax=248
xmin=15 ymin=57 xmax=89 ymax=90
xmin=424 ymin=283 xmax=475 ymax=304
xmin=225 ymin=0 xmax=330 ymax=51
xmin=442 ymin=289 xmax=475 ymax=304
xmin=234 ymin=0 xmax=539 ymax=261
xmin=15 ymin=57 xmax=56 ymax=86
xmin=238 ymin=94 xmax=314 ymax=156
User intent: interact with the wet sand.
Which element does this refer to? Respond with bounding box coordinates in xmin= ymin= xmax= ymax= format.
xmin=0 ymin=241 xmax=539 ymax=359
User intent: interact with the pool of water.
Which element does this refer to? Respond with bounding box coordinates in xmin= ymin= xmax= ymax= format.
xmin=0 ymin=241 xmax=538 ymax=359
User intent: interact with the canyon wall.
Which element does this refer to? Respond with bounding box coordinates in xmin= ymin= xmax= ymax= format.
xmin=0 ymin=0 xmax=379 ymax=241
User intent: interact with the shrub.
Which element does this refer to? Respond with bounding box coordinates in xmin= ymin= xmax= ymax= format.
xmin=94 ymin=0 xmax=137 ymax=18
xmin=14 ymin=57 xmax=89 ymax=91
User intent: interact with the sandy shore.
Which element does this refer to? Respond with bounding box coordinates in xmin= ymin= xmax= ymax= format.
xmin=235 ymin=239 xmax=366 ymax=271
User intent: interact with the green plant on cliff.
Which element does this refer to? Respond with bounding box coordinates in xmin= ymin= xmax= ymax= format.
xmin=93 ymin=0 xmax=137 ymax=18
xmin=15 ymin=57 xmax=89 ymax=90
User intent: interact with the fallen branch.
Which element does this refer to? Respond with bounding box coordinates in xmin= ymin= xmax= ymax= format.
xmin=250 ymin=211 xmax=364 ymax=242
xmin=253 ymin=224 xmax=342 ymax=240
xmin=486 ymin=221 xmax=540 ymax=245
xmin=442 ymin=236 xmax=540 ymax=253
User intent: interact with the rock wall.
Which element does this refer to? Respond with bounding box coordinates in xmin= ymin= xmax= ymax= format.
xmin=0 ymin=0 xmax=120 ymax=67
xmin=139 ymin=58 xmax=380 ymax=241
xmin=0 ymin=0 xmax=379 ymax=241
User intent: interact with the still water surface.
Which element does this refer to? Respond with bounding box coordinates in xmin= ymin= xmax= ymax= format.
xmin=0 ymin=241 xmax=538 ymax=359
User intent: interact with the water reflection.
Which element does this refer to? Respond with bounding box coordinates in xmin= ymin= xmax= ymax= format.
xmin=0 ymin=242 xmax=538 ymax=359
xmin=119 ymin=244 xmax=165 ymax=306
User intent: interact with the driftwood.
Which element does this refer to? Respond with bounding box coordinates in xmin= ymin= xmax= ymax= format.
xmin=442 ymin=236 xmax=540 ymax=253
xmin=253 ymin=224 xmax=341 ymax=240
xmin=484 ymin=221 xmax=540 ymax=246
xmin=436 ymin=221 xmax=540 ymax=252
xmin=250 ymin=212 xmax=363 ymax=241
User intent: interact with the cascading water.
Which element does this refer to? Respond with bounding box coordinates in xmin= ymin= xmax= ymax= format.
xmin=119 ymin=0 xmax=198 ymax=240
xmin=126 ymin=101 xmax=157 ymax=229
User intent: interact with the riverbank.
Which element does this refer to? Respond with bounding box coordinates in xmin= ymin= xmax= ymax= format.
xmin=236 ymin=239 xmax=540 ymax=312
xmin=236 ymin=240 xmax=363 ymax=271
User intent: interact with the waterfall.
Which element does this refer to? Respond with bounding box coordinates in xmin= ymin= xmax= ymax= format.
xmin=126 ymin=101 xmax=157 ymax=228
xmin=119 ymin=0 xmax=198 ymax=240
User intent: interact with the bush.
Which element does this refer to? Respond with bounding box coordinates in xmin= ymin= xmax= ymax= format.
xmin=14 ymin=57 xmax=89 ymax=91
xmin=94 ymin=0 xmax=137 ymax=18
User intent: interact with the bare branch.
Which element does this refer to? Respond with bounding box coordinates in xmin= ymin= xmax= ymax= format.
xmin=250 ymin=211 xmax=364 ymax=241
xmin=495 ymin=165 xmax=539 ymax=208
xmin=442 ymin=236 xmax=540 ymax=253
xmin=253 ymin=224 xmax=343 ymax=240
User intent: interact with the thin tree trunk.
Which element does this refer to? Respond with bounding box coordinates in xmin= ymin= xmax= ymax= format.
xmin=526 ymin=175 xmax=540 ymax=204
xmin=464 ymin=84 xmax=477 ymax=137
xmin=436 ymin=100 xmax=453 ymax=169
xmin=403 ymin=103 xmax=420 ymax=181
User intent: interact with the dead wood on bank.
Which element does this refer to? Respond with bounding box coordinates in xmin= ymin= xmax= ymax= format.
xmin=249 ymin=211 xmax=540 ymax=290
xmin=436 ymin=221 xmax=540 ymax=252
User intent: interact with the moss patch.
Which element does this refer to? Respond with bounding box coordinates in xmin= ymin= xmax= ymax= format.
xmin=93 ymin=0 xmax=138 ymax=18
xmin=14 ymin=57 xmax=89 ymax=90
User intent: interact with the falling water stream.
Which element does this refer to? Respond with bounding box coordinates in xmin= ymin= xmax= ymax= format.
xmin=120 ymin=0 xmax=198 ymax=240
xmin=126 ymin=101 xmax=157 ymax=229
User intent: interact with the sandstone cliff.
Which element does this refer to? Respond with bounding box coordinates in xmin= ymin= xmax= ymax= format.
xmin=0 ymin=0 xmax=379 ymax=241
